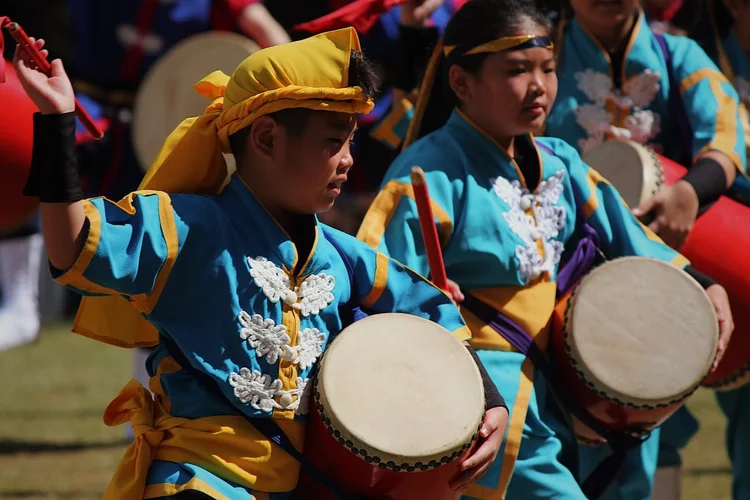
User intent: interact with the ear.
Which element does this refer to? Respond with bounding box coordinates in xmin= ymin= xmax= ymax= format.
xmin=448 ymin=64 xmax=473 ymax=104
xmin=249 ymin=115 xmax=278 ymax=161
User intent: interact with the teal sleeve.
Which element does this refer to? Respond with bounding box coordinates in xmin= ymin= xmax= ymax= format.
xmin=357 ymin=163 xmax=458 ymax=281
xmin=345 ymin=234 xmax=470 ymax=342
xmin=551 ymin=139 xmax=690 ymax=267
xmin=669 ymin=35 xmax=746 ymax=173
xmin=53 ymin=191 xmax=186 ymax=297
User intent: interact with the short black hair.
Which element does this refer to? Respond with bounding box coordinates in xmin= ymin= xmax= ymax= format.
xmin=229 ymin=50 xmax=379 ymax=161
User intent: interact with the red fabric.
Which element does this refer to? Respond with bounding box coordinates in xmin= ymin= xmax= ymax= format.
xmin=223 ymin=0 xmax=260 ymax=20
xmin=293 ymin=0 xmax=410 ymax=34
xmin=645 ymin=0 xmax=683 ymax=22
xmin=0 ymin=17 xmax=10 ymax=83
xmin=117 ymin=0 xmax=160 ymax=82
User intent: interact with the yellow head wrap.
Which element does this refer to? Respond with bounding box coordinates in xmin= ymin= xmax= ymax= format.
xmin=72 ymin=28 xmax=374 ymax=348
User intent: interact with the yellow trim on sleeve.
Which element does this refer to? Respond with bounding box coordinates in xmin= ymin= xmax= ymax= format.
xmin=357 ymin=180 xmax=453 ymax=250
xmin=360 ymin=251 xmax=389 ymax=308
xmin=698 ymin=79 xmax=743 ymax=172
xmin=679 ymin=68 xmax=727 ymax=95
xmin=371 ymin=93 xmax=415 ymax=149
xmin=132 ymin=192 xmax=180 ymax=313
xmin=54 ymin=200 xmax=111 ymax=295
xmin=582 ymin=168 xmax=610 ymax=219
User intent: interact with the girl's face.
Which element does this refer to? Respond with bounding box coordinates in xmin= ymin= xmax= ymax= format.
xmin=569 ymin=0 xmax=640 ymax=32
xmin=449 ymin=21 xmax=557 ymax=142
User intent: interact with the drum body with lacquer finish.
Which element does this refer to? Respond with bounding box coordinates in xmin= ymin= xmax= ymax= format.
xmin=295 ymin=313 xmax=485 ymax=499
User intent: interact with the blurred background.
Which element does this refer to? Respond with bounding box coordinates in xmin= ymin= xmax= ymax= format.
xmin=0 ymin=0 xmax=737 ymax=498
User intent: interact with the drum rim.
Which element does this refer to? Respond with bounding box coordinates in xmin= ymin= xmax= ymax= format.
xmin=132 ymin=31 xmax=260 ymax=171
xmin=562 ymin=256 xmax=718 ymax=409
xmin=313 ymin=313 xmax=485 ymax=472
xmin=582 ymin=140 xmax=665 ymax=209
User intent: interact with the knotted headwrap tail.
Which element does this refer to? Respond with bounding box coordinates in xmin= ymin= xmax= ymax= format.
xmin=72 ymin=28 xmax=374 ymax=348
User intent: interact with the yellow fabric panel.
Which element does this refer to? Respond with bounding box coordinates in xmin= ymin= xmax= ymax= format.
xmin=356 ymin=180 xmax=453 ymax=250
xmin=464 ymin=282 xmax=557 ymax=352
xmin=103 ymin=380 xmax=303 ymax=500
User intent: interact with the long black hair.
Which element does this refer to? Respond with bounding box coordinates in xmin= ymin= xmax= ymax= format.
xmin=407 ymin=0 xmax=552 ymax=144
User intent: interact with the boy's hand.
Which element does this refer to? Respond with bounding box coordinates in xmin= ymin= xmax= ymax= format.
xmin=450 ymin=406 xmax=508 ymax=491
xmin=13 ymin=38 xmax=75 ymax=115
xmin=446 ymin=278 xmax=464 ymax=304
xmin=632 ymin=180 xmax=699 ymax=251
xmin=706 ymin=284 xmax=734 ymax=371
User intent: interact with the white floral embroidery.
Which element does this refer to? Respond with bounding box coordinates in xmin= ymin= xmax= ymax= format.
xmin=248 ymin=257 xmax=291 ymax=303
xmin=237 ymin=311 xmax=294 ymax=364
xmin=492 ymin=170 xmax=567 ymax=283
xmin=229 ymin=368 xmax=284 ymax=412
xmin=576 ymin=69 xmax=613 ymax=104
xmin=298 ymin=274 xmax=335 ymax=316
xmin=292 ymin=328 xmax=327 ymax=370
xmin=623 ymin=70 xmax=661 ymax=108
xmin=281 ymin=377 xmax=312 ymax=415
xmin=574 ymin=69 xmax=662 ymax=153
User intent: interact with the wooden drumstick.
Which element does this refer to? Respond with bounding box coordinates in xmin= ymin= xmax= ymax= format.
xmin=2 ymin=20 xmax=103 ymax=140
xmin=410 ymin=166 xmax=449 ymax=292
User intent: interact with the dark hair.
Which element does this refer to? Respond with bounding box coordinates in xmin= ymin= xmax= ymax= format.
xmin=229 ymin=50 xmax=379 ymax=161
xmin=415 ymin=0 xmax=552 ymax=139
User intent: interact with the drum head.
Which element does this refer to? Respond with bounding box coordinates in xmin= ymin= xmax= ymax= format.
xmin=132 ymin=32 xmax=259 ymax=171
xmin=316 ymin=313 xmax=484 ymax=467
xmin=567 ymin=257 xmax=718 ymax=406
xmin=582 ymin=140 xmax=662 ymax=209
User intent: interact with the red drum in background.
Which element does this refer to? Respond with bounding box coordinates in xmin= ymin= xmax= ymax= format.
xmin=0 ymin=61 xmax=38 ymax=235
xmin=583 ymin=140 xmax=750 ymax=390
xmin=550 ymin=257 xmax=718 ymax=444
xmin=295 ymin=313 xmax=484 ymax=500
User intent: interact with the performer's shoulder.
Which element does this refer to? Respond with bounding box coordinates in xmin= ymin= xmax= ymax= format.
xmin=387 ymin=132 xmax=471 ymax=180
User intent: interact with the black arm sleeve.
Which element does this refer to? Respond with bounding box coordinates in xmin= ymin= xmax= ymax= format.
xmin=23 ymin=112 xmax=83 ymax=203
xmin=466 ymin=345 xmax=507 ymax=411
xmin=681 ymin=157 xmax=728 ymax=207
xmin=684 ymin=265 xmax=717 ymax=290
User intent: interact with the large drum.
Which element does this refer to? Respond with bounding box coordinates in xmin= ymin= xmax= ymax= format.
xmin=0 ymin=61 xmax=39 ymax=235
xmin=296 ymin=313 xmax=485 ymax=499
xmin=551 ymin=257 xmax=718 ymax=443
xmin=132 ymin=31 xmax=259 ymax=171
xmin=583 ymin=140 xmax=750 ymax=390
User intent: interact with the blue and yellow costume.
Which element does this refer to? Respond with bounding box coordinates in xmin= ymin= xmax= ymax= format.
xmin=59 ymin=28 xmax=470 ymax=500
xmin=357 ymin=40 xmax=690 ymax=494
xmin=693 ymin=9 xmax=750 ymax=499
xmin=545 ymin=10 xmax=746 ymax=500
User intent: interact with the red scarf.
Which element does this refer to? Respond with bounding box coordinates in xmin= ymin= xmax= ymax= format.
xmin=294 ymin=0 xmax=411 ymax=34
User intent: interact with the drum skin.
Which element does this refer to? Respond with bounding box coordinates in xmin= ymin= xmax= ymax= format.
xmin=294 ymin=403 xmax=473 ymax=500
xmin=551 ymin=292 xmax=688 ymax=442
xmin=0 ymin=61 xmax=39 ymax=235
xmin=657 ymin=155 xmax=750 ymax=390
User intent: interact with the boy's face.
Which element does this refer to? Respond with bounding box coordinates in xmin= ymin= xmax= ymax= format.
xmin=273 ymin=111 xmax=358 ymax=214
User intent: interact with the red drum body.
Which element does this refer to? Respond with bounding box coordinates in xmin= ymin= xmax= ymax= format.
xmin=294 ymin=314 xmax=484 ymax=499
xmin=550 ymin=258 xmax=717 ymax=444
xmin=584 ymin=140 xmax=750 ymax=390
xmin=0 ymin=61 xmax=38 ymax=235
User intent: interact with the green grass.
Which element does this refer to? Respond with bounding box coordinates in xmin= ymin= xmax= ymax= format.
xmin=0 ymin=325 xmax=734 ymax=499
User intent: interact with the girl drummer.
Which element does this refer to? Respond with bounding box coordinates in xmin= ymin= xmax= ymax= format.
xmin=357 ymin=0 xmax=734 ymax=498
xmin=543 ymin=0 xmax=743 ymax=498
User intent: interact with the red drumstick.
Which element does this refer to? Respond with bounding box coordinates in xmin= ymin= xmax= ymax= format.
xmin=1 ymin=19 xmax=103 ymax=140
xmin=410 ymin=167 xmax=449 ymax=291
